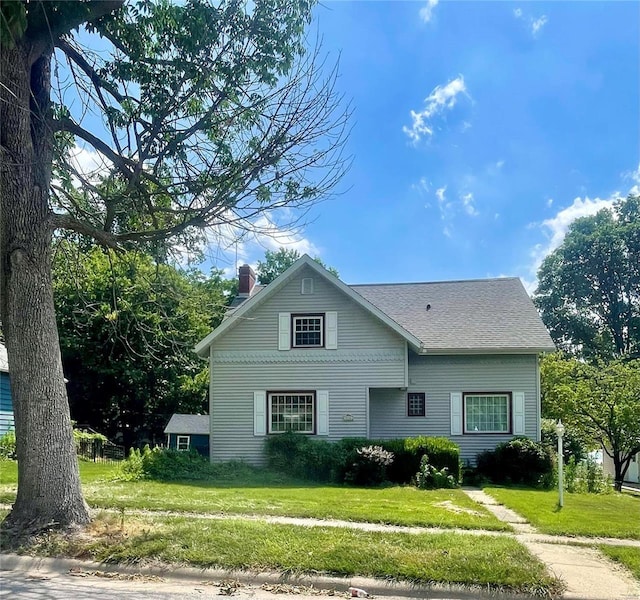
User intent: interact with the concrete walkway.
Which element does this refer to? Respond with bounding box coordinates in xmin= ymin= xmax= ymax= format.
xmin=462 ymin=488 xmax=640 ymax=600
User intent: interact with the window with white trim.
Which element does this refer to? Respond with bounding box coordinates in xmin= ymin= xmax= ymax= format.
xmin=176 ymin=435 xmax=190 ymax=451
xmin=407 ymin=392 xmax=426 ymax=417
xmin=292 ymin=314 xmax=324 ymax=348
xmin=464 ymin=393 xmax=510 ymax=433
xmin=268 ymin=391 xmax=315 ymax=433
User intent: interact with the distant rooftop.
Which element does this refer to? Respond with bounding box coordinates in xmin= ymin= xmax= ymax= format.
xmin=164 ymin=413 xmax=209 ymax=435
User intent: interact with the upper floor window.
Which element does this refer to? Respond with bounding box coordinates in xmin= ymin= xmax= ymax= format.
xmin=292 ymin=314 xmax=324 ymax=348
xmin=464 ymin=393 xmax=510 ymax=433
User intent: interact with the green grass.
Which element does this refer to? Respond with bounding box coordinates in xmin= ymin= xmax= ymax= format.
xmin=22 ymin=511 xmax=560 ymax=596
xmin=485 ymin=486 xmax=640 ymax=539
xmin=599 ymin=546 xmax=640 ymax=581
xmin=0 ymin=461 xmax=508 ymax=531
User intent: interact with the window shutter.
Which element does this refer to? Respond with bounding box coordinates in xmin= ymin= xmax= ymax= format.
xmin=513 ymin=391 xmax=525 ymax=435
xmin=278 ymin=313 xmax=291 ymax=351
xmin=450 ymin=392 xmax=463 ymax=435
xmin=317 ymin=390 xmax=329 ymax=435
xmin=254 ymin=391 xmax=267 ymax=436
xmin=325 ymin=311 xmax=338 ymax=350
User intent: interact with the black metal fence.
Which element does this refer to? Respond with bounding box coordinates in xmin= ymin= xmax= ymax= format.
xmin=76 ymin=438 xmax=125 ymax=463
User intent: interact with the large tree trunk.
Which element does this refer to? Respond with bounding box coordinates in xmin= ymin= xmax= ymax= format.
xmin=0 ymin=42 xmax=90 ymax=532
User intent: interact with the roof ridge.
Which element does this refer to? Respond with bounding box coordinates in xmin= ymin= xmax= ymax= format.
xmin=350 ymin=277 xmax=521 ymax=287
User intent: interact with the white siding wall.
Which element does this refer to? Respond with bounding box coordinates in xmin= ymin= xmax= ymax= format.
xmin=369 ymin=353 xmax=540 ymax=464
xmin=210 ymin=266 xmax=406 ymax=464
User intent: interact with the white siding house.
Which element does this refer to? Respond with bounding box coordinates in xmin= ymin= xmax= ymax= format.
xmin=195 ymin=255 xmax=555 ymax=465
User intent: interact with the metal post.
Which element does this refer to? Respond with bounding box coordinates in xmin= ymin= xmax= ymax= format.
xmin=556 ymin=420 xmax=565 ymax=508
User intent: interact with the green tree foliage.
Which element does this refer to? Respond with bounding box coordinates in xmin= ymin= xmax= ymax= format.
xmin=534 ymin=194 xmax=640 ymax=360
xmin=256 ymin=247 xmax=339 ymax=284
xmin=541 ymin=353 xmax=640 ymax=490
xmin=53 ymin=241 xmax=233 ymax=448
xmin=1 ymin=0 xmax=348 ymax=531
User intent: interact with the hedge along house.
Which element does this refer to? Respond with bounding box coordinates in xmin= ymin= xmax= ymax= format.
xmin=195 ymin=256 xmax=556 ymax=465
xmin=0 ymin=343 xmax=14 ymax=437
xmin=164 ymin=414 xmax=210 ymax=457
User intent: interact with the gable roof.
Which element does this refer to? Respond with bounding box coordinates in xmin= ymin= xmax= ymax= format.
xmin=195 ymin=255 xmax=422 ymax=356
xmin=195 ymin=255 xmax=555 ymax=356
xmin=0 ymin=344 xmax=8 ymax=373
xmin=353 ymin=278 xmax=556 ymax=353
xmin=164 ymin=414 xmax=210 ymax=435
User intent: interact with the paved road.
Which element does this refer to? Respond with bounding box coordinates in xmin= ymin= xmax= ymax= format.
xmin=0 ymin=569 xmax=343 ymax=600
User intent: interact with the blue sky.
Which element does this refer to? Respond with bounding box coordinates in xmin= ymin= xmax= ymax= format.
xmin=65 ymin=1 xmax=639 ymax=293
xmin=221 ymin=0 xmax=639 ymax=292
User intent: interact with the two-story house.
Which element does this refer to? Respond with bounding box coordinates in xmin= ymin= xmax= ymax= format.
xmin=195 ymin=255 xmax=555 ymax=465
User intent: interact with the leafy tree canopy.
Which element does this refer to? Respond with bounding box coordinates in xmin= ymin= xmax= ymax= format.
xmin=256 ymin=247 xmax=339 ymax=284
xmin=53 ymin=241 xmax=234 ymax=447
xmin=534 ymin=194 xmax=640 ymax=360
xmin=541 ymin=353 xmax=640 ymax=490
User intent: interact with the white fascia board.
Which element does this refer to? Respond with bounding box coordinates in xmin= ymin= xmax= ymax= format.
xmin=195 ymin=254 xmax=423 ymax=356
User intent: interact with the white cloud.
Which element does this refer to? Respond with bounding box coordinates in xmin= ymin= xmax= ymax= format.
xmin=624 ymin=163 xmax=640 ymax=195
xmin=461 ymin=192 xmax=478 ymax=216
xmin=546 ymin=197 xmax=554 ymax=207
xmin=513 ymin=8 xmax=523 ymax=18
xmin=411 ymin=177 xmax=430 ymax=195
xmin=531 ymin=15 xmax=548 ymax=36
xmin=496 ymin=160 xmax=505 ymax=169
xmin=419 ymin=0 xmax=439 ymax=23
xmin=435 ymin=186 xmax=447 ymax=203
xmin=403 ymin=76 xmax=469 ymax=143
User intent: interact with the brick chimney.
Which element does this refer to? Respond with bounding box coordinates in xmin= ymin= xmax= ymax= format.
xmin=238 ymin=264 xmax=256 ymax=296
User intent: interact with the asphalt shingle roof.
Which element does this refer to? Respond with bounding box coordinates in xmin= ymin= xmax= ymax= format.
xmin=351 ymin=277 xmax=555 ymax=352
xmin=164 ymin=414 xmax=209 ymax=435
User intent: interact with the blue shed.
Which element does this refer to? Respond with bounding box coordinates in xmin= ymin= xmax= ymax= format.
xmin=0 ymin=343 xmax=14 ymax=437
xmin=164 ymin=414 xmax=210 ymax=457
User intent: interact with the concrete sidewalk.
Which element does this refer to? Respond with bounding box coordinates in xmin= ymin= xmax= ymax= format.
xmin=463 ymin=488 xmax=640 ymax=600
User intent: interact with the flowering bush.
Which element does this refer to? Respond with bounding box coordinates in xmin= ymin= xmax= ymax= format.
xmin=345 ymin=445 xmax=394 ymax=486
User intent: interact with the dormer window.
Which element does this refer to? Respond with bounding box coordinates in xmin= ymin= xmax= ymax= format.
xmin=292 ymin=314 xmax=324 ymax=347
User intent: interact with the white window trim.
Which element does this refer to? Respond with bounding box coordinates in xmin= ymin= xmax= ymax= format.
xmin=463 ymin=393 xmax=511 ymax=434
xmin=268 ymin=391 xmax=316 ymax=434
xmin=292 ymin=314 xmax=324 ymax=348
xmin=176 ymin=435 xmax=190 ymax=451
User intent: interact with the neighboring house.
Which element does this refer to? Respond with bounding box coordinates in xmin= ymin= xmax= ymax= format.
xmin=603 ymin=451 xmax=640 ymax=484
xmin=195 ymin=256 xmax=556 ymax=465
xmin=0 ymin=343 xmax=14 ymax=437
xmin=164 ymin=414 xmax=210 ymax=457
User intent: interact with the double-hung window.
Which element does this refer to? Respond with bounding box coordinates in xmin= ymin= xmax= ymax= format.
xmin=464 ymin=393 xmax=510 ymax=433
xmin=268 ymin=391 xmax=315 ymax=434
xmin=176 ymin=435 xmax=190 ymax=451
xmin=292 ymin=314 xmax=324 ymax=348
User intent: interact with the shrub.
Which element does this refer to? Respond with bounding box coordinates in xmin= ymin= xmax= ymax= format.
xmin=117 ymin=445 xmax=214 ymax=481
xmin=564 ymin=456 xmax=612 ymax=494
xmin=415 ymin=455 xmax=457 ymax=489
xmin=344 ymin=445 xmax=394 ymax=486
xmin=0 ymin=430 xmax=16 ymax=460
xmin=476 ymin=437 xmax=554 ymax=487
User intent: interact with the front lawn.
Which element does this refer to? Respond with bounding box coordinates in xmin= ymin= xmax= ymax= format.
xmin=485 ymin=487 xmax=640 ymax=539
xmin=18 ymin=511 xmax=561 ymax=596
xmin=599 ymin=546 xmax=640 ymax=580
xmin=0 ymin=461 xmax=508 ymax=531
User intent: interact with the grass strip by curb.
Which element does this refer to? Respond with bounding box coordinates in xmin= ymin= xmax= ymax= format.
xmin=13 ymin=511 xmax=561 ymax=597
xmin=598 ymin=545 xmax=640 ymax=581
